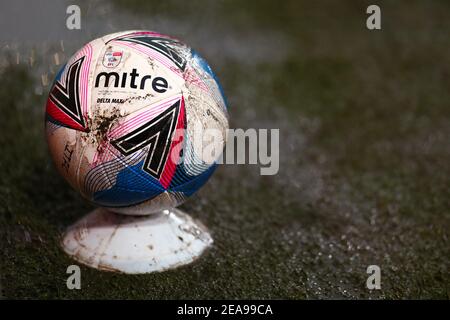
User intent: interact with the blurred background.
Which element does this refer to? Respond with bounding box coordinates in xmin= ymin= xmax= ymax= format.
xmin=0 ymin=0 xmax=449 ymax=299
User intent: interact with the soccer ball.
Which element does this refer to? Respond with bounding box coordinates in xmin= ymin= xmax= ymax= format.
xmin=45 ymin=31 xmax=229 ymax=215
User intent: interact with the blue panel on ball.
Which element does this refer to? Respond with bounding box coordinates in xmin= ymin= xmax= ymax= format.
xmin=55 ymin=64 xmax=66 ymax=82
xmin=169 ymin=163 xmax=218 ymax=197
xmin=191 ymin=49 xmax=228 ymax=109
xmin=93 ymin=160 xmax=164 ymax=207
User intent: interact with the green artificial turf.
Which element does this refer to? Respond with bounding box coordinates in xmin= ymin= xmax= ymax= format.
xmin=0 ymin=0 xmax=449 ymax=299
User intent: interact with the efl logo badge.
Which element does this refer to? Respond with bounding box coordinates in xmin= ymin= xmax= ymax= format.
xmin=103 ymin=49 xmax=123 ymax=68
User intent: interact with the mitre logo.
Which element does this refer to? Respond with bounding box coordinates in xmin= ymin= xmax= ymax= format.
xmin=94 ymin=68 xmax=169 ymax=93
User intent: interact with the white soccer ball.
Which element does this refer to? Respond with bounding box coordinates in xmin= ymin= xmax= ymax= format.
xmin=46 ymin=30 xmax=229 ymax=215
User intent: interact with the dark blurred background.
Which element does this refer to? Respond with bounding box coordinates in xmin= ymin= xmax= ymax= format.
xmin=0 ymin=0 xmax=449 ymax=299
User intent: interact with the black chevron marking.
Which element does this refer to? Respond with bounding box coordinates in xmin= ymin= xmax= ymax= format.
xmin=118 ymin=36 xmax=187 ymax=71
xmin=111 ymin=100 xmax=180 ymax=179
xmin=49 ymin=56 xmax=85 ymax=127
